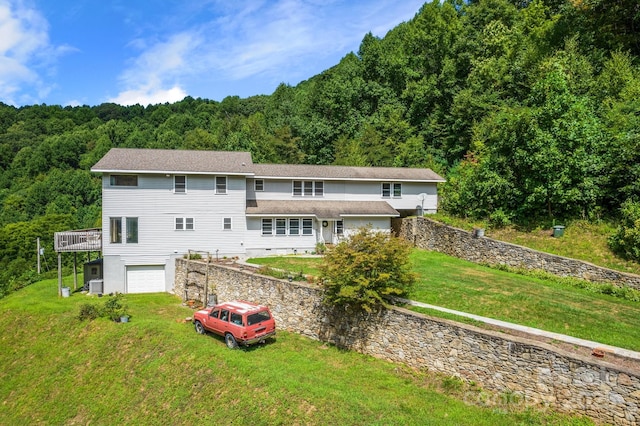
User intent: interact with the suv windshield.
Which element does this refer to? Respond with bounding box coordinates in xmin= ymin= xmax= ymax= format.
xmin=247 ymin=311 xmax=271 ymax=326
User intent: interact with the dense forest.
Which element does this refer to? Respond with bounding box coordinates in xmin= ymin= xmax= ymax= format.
xmin=1 ymin=0 xmax=640 ymax=296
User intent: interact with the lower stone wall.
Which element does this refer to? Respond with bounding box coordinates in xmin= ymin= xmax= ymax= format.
xmin=394 ymin=217 xmax=640 ymax=290
xmin=176 ymin=259 xmax=640 ymax=425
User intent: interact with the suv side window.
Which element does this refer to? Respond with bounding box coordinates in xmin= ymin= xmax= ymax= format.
xmin=220 ymin=309 xmax=229 ymax=322
xmin=230 ymin=313 xmax=243 ymax=326
xmin=210 ymin=309 xmax=219 ymax=318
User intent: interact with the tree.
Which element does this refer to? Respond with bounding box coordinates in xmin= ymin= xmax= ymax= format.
xmin=609 ymin=200 xmax=640 ymax=261
xmin=320 ymin=227 xmax=416 ymax=312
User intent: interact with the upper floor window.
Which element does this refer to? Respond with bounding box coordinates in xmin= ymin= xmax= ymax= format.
xmin=110 ymin=174 xmax=137 ymax=187
xmin=175 ymin=217 xmax=195 ymax=230
xmin=255 ymin=179 xmax=264 ymax=191
xmin=292 ymin=180 xmax=323 ymax=197
xmin=216 ymin=176 xmax=227 ymax=194
xmin=223 ymin=217 xmax=232 ymax=230
xmin=382 ymin=182 xmax=402 ymax=198
xmin=174 ymin=176 xmax=186 ymax=193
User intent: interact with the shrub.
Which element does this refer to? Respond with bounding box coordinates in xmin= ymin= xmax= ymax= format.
xmin=77 ymin=303 xmax=102 ymax=321
xmin=103 ymin=293 xmax=128 ymax=321
xmin=320 ymin=227 xmax=416 ymax=312
xmin=609 ymin=200 xmax=640 ymax=261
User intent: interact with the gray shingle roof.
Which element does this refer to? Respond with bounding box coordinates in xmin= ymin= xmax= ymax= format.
xmin=253 ymin=163 xmax=445 ymax=182
xmin=245 ymin=200 xmax=399 ymax=219
xmin=91 ymin=148 xmax=254 ymax=175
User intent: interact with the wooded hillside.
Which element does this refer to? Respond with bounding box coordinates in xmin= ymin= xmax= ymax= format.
xmin=1 ymin=0 xmax=639 ymax=295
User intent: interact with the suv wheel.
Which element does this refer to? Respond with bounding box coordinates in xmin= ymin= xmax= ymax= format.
xmin=194 ymin=321 xmax=205 ymax=335
xmin=225 ymin=333 xmax=238 ymax=349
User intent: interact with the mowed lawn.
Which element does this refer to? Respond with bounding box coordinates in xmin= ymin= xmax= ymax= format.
xmin=249 ymin=249 xmax=640 ymax=352
xmin=0 ymin=278 xmax=591 ymax=425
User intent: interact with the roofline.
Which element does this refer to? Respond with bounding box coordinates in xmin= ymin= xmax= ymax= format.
xmin=91 ymin=168 xmax=255 ymax=176
xmin=252 ymin=175 xmax=445 ymax=183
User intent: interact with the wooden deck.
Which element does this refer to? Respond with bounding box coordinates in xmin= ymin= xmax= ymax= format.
xmin=54 ymin=229 xmax=102 ymax=252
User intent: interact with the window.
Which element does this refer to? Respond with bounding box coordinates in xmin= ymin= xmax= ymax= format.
xmin=336 ymin=220 xmax=344 ymax=235
xmin=302 ymin=219 xmax=313 ymax=235
xmin=216 ymin=176 xmax=227 ymax=194
xmin=382 ymin=183 xmax=391 ymax=198
xmin=174 ymin=176 xmax=186 ymax=193
xmin=220 ymin=310 xmax=229 ymax=322
xmin=304 ymin=181 xmax=313 ymax=196
xmin=293 ymin=181 xmax=302 ymax=196
xmin=110 ymin=174 xmax=137 ymax=187
xmin=276 ymin=218 xmax=287 ymax=235
xmin=126 ymin=217 xmax=138 ymax=243
xmin=293 ymin=181 xmax=323 ymax=196
xmin=210 ymin=309 xmax=219 ymax=319
xmin=175 ymin=217 xmax=195 ymax=230
xmin=262 ymin=218 xmax=273 ymax=235
xmin=255 ymin=179 xmax=264 ymax=191
xmin=223 ymin=217 xmax=232 ymax=230
xmin=382 ymin=182 xmax=402 ymax=198
xmin=289 ymin=218 xmax=300 ymax=235
xmin=230 ymin=313 xmax=243 ymax=326
xmin=393 ymin=183 xmax=402 ymax=197
xmin=110 ymin=217 xmax=122 ymax=243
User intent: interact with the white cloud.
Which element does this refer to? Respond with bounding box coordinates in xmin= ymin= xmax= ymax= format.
xmin=108 ymin=85 xmax=187 ymax=106
xmin=110 ymin=0 xmax=424 ymax=104
xmin=110 ymin=32 xmax=197 ymax=105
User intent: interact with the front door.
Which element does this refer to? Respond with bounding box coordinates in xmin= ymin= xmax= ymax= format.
xmin=322 ymin=220 xmax=334 ymax=244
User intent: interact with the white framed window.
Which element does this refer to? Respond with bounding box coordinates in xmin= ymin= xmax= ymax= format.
xmin=292 ymin=180 xmax=323 ymax=197
xmin=293 ymin=181 xmax=302 ymax=196
xmin=262 ymin=218 xmax=273 ymax=235
xmin=223 ymin=217 xmax=232 ymax=230
xmin=276 ymin=218 xmax=287 ymax=235
xmin=289 ymin=218 xmax=300 ymax=235
xmin=175 ymin=217 xmax=195 ymax=230
xmin=110 ymin=174 xmax=138 ymax=187
xmin=255 ymin=179 xmax=264 ymax=191
xmin=174 ymin=175 xmax=186 ymax=193
xmin=393 ymin=183 xmax=402 ymax=197
xmin=382 ymin=183 xmax=391 ymax=197
xmin=382 ymin=182 xmax=402 ymax=198
xmin=336 ymin=220 xmax=344 ymax=235
xmin=216 ymin=176 xmax=227 ymax=194
xmin=126 ymin=217 xmax=138 ymax=243
xmin=110 ymin=217 xmax=122 ymax=243
xmin=302 ymin=219 xmax=313 ymax=235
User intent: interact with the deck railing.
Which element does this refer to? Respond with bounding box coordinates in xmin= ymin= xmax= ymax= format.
xmin=54 ymin=229 xmax=102 ymax=252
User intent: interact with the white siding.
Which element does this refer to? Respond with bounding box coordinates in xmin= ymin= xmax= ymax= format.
xmin=101 ymin=174 xmax=247 ymax=291
xmin=252 ymin=178 xmax=438 ymax=213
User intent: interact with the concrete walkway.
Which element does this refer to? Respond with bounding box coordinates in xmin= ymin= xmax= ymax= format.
xmin=396 ymin=297 xmax=640 ymax=362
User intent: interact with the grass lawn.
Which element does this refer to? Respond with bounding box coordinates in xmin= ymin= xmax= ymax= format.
xmin=0 ymin=278 xmax=591 ymax=425
xmin=247 ymin=255 xmax=324 ymax=277
xmin=248 ymin=250 xmax=640 ymax=352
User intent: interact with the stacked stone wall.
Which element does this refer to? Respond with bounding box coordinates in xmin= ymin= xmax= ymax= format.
xmin=394 ymin=217 xmax=640 ymax=290
xmin=176 ymin=259 xmax=640 ymax=425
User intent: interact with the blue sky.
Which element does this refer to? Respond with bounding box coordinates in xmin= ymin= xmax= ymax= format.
xmin=0 ymin=0 xmax=426 ymax=107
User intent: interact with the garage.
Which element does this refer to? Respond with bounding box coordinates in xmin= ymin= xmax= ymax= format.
xmin=126 ymin=265 xmax=165 ymax=293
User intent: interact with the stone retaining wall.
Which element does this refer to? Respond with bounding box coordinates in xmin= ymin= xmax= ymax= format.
xmin=394 ymin=217 xmax=640 ymax=290
xmin=176 ymin=258 xmax=640 ymax=425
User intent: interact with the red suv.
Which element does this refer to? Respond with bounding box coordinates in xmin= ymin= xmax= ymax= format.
xmin=193 ymin=300 xmax=276 ymax=349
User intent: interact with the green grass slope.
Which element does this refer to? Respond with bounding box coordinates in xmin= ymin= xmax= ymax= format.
xmin=0 ymin=278 xmax=591 ymax=425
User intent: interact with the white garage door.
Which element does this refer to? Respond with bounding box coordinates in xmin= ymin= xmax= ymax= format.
xmin=126 ymin=265 xmax=165 ymax=293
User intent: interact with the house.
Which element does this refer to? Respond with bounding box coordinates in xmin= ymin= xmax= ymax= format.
xmin=91 ymin=148 xmax=445 ymax=294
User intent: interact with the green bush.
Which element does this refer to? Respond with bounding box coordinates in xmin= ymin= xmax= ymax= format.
xmin=77 ymin=303 xmax=102 ymax=321
xmin=609 ymin=200 xmax=640 ymax=261
xmin=320 ymin=227 xmax=416 ymax=312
